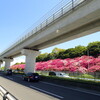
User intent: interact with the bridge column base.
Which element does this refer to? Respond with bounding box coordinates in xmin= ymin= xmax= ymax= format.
xmin=4 ymin=58 xmax=13 ymax=70
xmin=21 ymin=49 xmax=40 ymax=73
xmin=0 ymin=60 xmax=3 ymax=68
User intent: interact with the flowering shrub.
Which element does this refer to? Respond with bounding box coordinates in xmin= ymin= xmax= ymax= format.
xmin=88 ymin=65 xmax=100 ymax=72
xmin=35 ymin=55 xmax=100 ymax=73
xmin=10 ymin=55 xmax=100 ymax=73
xmin=10 ymin=64 xmax=25 ymax=70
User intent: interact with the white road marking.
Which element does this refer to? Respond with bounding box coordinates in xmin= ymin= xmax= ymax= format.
xmin=30 ymin=85 xmax=64 ymax=99
xmin=7 ymin=77 xmax=13 ymax=80
xmin=40 ymin=81 xmax=100 ymax=96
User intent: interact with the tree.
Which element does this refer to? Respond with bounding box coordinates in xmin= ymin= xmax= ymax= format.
xmin=52 ymin=48 xmax=65 ymax=53
xmin=56 ymin=50 xmax=70 ymax=59
xmin=36 ymin=53 xmax=48 ymax=62
xmin=14 ymin=62 xmax=25 ymax=65
xmin=87 ymin=41 xmax=100 ymax=57
xmin=51 ymin=48 xmax=66 ymax=59
xmin=67 ymin=46 xmax=87 ymax=58
xmin=36 ymin=41 xmax=100 ymax=62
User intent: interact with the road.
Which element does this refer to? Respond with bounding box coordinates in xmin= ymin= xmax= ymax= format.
xmin=0 ymin=73 xmax=100 ymax=100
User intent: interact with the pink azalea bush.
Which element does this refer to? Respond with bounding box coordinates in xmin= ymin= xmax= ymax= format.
xmin=10 ymin=64 xmax=25 ymax=70
xmin=35 ymin=55 xmax=100 ymax=73
xmin=10 ymin=55 xmax=100 ymax=74
xmin=88 ymin=65 xmax=100 ymax=72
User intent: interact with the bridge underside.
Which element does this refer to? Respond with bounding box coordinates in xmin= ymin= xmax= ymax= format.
xmin=0 ymin=0 xmax=100 ymax=73
xmin=0 ymin=0 xmax=100 ymax=58
xmin=32 ymin=19 xmax=100 ymax=50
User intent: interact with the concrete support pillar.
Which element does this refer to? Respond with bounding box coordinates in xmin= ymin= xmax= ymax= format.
xmin=4 ymin=58 xmax=13 ymax=70
xmin=21 ymin=49 xmax=40 ymax=73
xmin=0 ymin=63 xmax=2 ymax=68
xmin=0 ymin=60 xmax=3 ymax=68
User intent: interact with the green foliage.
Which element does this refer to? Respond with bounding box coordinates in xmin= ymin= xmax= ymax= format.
xmin=36 ymin=53 xmax=49 ymax=62
xmin=14 ymin=62 xmax=25 ymax=65
xmin=56 ymin=46 xmax=87 ymax=59
xmin=49 ymin=48 xmax=66 ymax=60
xmin=0 ymin=66 xmax=5 ymax=70
xmin=87 ymin=41 xmax=100 ymax=57
xmin=78 ymin=74 xmax=94 ymax=79
xmin=68 ymin=46 xmax=87 ymax=58
xmin=36 ymin=41 xmax=100 ymax=62
xmin=52 ymin=48 xmax=65 ymax=53
xmin=56 ymin=49 xmax=69 ymax=59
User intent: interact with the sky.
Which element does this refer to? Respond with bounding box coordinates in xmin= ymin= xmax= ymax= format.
xmin=0 ymin=0 xmax=100 ymax=66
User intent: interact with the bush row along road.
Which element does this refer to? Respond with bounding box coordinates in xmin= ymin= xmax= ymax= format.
xmin=0 ymin=73 xmax=100 ymax=100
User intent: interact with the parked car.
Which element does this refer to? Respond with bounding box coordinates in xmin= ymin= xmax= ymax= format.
xmin=49 ymin=71 xmax=69 ymax=78
xmin=5 ymin=69 xmax=12 ymax=75
xmin=22 ymin=72 xmax=40 ymax=82
xmin=49 ymin=71 xmax=56 ymax=76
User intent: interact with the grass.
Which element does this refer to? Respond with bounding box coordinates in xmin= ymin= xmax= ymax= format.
xmin=78 ymin=74 xmax=94 ymax=79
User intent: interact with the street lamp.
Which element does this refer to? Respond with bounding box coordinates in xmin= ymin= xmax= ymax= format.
xmin=87 ymin=49 xmax=90 ymax=68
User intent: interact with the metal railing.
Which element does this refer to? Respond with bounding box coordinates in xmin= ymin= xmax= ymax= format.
xmin=0 ymin=86 xmax=18 ymax=100
xmin=0 ymin=0 xmax=87 ymax=56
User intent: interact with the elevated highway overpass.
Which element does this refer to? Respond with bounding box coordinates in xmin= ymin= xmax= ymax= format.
xmin=0 ymin=0 xmax=100 ymax=73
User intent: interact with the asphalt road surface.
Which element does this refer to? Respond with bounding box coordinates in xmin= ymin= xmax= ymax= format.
xmin=0 ymin=73 xmax=100 ymax=100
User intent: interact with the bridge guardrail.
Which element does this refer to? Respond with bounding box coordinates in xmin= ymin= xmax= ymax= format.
xmin=0 ymin=85 xmax=18 ymax=100
xmin=0 ymin=0 xmax=88 ymax=56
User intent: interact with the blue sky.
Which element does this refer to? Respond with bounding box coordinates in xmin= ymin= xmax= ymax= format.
xmin=0 ymin=0 xmax=100 ymax=65
xmin=0 ymin=0 xmax=64 ymax=52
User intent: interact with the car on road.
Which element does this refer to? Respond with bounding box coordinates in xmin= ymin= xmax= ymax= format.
xmin=49 ymin=71 xmax=69 ymax=78
xmin=22 ymin=72 xmax=40 ymax=82
xmin=5 ymin=69 xmax=12 ymax=75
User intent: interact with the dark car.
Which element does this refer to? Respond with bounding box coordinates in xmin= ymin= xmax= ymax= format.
xmin=22 ymin=72 xmax=40 ymax=82
xmin=49 ymin=71 xmax=56 ymax=76
xmin=5 ymin=69 xmax=12 ymax=75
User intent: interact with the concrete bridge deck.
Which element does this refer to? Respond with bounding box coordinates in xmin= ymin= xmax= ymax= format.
xmin=0 ymin=0 xmax=100 ymax=73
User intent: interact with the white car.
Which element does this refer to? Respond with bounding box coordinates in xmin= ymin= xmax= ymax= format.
xmin=49 ymin=71 xmax=69 ymax=78
xmin=56 ymin=72 xmax=69 ymax=77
